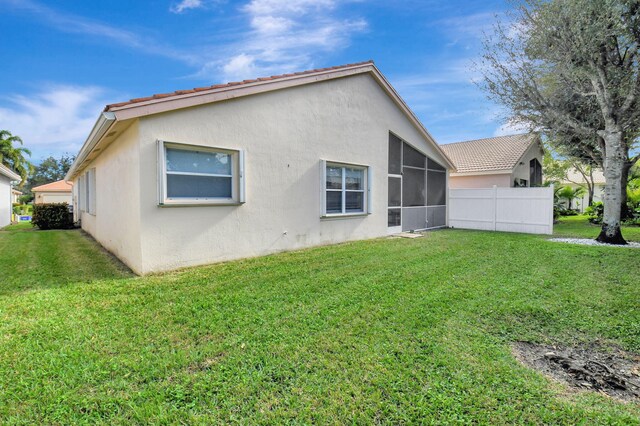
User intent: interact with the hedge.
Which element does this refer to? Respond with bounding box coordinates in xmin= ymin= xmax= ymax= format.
xmin=31 ymin=203 xmax=74 ymax=230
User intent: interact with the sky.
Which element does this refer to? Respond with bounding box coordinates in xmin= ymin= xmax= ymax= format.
xmin=0 ymin=0 xmax=519 ymax=162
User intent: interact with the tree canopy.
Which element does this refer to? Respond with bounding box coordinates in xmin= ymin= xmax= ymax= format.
xmin=0 ymin=130 xmax=33 ymax=184
xmin=480 ymin=0 xmax=640 ymax=244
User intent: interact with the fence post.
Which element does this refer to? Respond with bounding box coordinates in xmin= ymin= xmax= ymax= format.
xmin=549 ymin=184 xmax=555 ymax=234
xmin=492 ymin=185 xmax=498 ymax=231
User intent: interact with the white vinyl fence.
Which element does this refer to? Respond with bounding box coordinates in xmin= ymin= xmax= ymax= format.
xmin=449 ymin=186 xmax=554 ymax=235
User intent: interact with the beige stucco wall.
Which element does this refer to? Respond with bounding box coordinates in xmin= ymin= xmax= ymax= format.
xmin=0 ymin=175 xmax=11 ymax=228
xmin=511 ymin=142 xmax=544 ymax=185
xmin=131 ymin=73 xmax=450 ymax=273
xmin=34 ymin=192 xmax=72 ymax=205
xmin=75 ymin=122 xmax=143 ymax=272
xmin=448 ymin=173 xmax=511 ymax=189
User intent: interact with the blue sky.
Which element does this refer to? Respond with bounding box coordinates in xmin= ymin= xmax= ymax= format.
xmin=0 ymin=0 xmax=518 ymax=162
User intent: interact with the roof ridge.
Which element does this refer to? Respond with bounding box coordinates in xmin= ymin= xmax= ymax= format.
xmin=105 ymin=60 xmax=375 ymax=111
xmin=442 ymin=133 xmax=532 ymax=147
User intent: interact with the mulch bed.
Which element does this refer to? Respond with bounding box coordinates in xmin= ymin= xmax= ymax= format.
xmin=512 ymin=341 xmax=640 ymax=401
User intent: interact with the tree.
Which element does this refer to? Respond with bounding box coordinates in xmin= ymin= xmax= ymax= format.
xmin=480 ymin=0 xmax=640 ymax=244
xmin=543 ymin=144 xmax=597 ymax=206
xmin=0 ymin=130 xmax=33 ymax=185
xmin=28 ymin=154 xmax=75 ymax=189
xmin=557 ymin=185 xmax=586 ymax=210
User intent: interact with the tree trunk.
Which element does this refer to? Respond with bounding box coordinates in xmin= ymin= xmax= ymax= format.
xmin=587 ymin=169 xmax=594 ymax=207
xmin=596 ymin=130 xmax=627 ymax=245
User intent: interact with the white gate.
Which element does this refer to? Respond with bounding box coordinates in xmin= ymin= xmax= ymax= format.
xmin=449 ymin=186 xmax=554 ymax=235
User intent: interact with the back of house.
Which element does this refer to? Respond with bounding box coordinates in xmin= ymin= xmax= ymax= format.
xmin=66 ymin=61 xmax=453 ymax=274
xmin=441 ymin=134 xmax=543 ymax=188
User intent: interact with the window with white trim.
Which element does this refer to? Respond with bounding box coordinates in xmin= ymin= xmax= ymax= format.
xmin=78 ymin=174 xmax=86 ymax=212
xmin=158 ymin=141 xmax=245 ymax=206
xmin=86 ymin=168 xmax=96 ymax=215
xmin=322 ymin=161 xmax=371 ymax=216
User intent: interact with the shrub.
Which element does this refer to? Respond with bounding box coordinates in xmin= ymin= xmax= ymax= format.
xmin=31 ymin=203 xmax=74 ymax=230
xmin=585 ymin=202 xmax=604 ymax=224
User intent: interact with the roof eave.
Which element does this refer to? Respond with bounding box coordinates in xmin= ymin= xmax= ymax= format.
xmin=67 ymin=61 xmax=455 ymax=176
xmin=65 ymin=111 xmax=116 ymax=181
xmin=0 ymin=164 xmax=21 ymax=182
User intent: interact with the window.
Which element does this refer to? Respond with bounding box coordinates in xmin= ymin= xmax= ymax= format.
xmin=157 ymin=141 xmax=245 ymax=206
xmin=322 ymin=161 xmax=370 ymax=216
xmin=86 ymin=168 xmax=96 ymax=215
xmin=530 ymin=158 xmax=542 ymax=186
xmin=78 ymin=174 xmax=86 ymax=212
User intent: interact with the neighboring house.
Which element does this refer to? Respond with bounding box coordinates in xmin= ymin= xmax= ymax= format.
xmin=560 ymin=168 xmax=605 ymax=212
xmin=0 ymin=164 xmax=21 ymax=228
xmin=441 ymin=134 xmax=544 ymax=188
xmin=65 ymin=61 xmax=454 ymax=274
xmin=11 ymin=189 xmax=22 ymax=204
xmin=32 ymin=180 xmax=73 ymax=205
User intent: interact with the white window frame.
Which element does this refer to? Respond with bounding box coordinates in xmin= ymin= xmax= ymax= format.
xmin=78 ymin=174 xmax=86 ymax=213
xmin=157 ymin=140 xmax=245 ymax=206
xmin=321 ymin=160 xmax=372 ymax=217
xmin=86 ymin=168 xmax=96 ymax=215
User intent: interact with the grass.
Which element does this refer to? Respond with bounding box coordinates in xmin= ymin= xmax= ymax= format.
xmin=0 ymin=218 xmax=638 ymax=424
xmin=554 ymin=214 xmax=640 ymax=241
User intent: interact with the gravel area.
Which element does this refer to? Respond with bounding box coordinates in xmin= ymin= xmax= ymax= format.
xmin=549 ymin=238 xmax=640 ymax=248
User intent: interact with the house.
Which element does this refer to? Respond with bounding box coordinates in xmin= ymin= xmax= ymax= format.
xmin=65 ymin=61 xmax=454 ymax=274
xmin=0 ymin=164 xmax=21 ymax=228
xmin=441 ymin=134 xmax=544 ymax=188
xmin=560 ymin=167 xmax=605 ymax=212
xmin=32 ymin=180 xmax=73 ymax=205
xmin=11 ymin=189 xmax=22 ymax=204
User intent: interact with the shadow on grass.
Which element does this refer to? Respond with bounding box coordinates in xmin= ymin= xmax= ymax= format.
xmin=0 ymin=227 xmax=133 ymax=296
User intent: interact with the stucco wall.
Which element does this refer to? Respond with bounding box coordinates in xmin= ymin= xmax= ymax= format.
xmin=0 ymin=176 xmax=11 ymax=228
xmin=448 ymin=174 xmax=511 ymax=189
xmin=34 ymin=192 xmax=72 ymax=205
xmin=75 ymin=122 xmax=143 ymax=273
xmin=511 ymin=142 xmax=544 ymax=185
xmin=134 ymin=73 xmax=449 ymax=273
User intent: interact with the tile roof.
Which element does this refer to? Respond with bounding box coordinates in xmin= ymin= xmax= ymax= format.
xmin=440 ymin=133 xmax=538 ymax=173
xmin=32 ymin=180 xmax=73 ymax=192
xmin=105 ymin=60 xmax=374 ymax=111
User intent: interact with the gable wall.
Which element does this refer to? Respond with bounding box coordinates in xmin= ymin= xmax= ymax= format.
xmin=511 ymin=141 xmax=544 ymax=186
xmin=135 ymin=73 xmax=448 ymax=273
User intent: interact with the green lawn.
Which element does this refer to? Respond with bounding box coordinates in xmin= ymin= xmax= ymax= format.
xmin=0 ymin=218 xmax=639 ymax=424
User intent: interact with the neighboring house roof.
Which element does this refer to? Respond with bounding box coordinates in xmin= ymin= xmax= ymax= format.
xmin=11 ymin=189 xmax=22 ymax=195
xmin=0 ymin=163 xmax=21 ymax=182
xmin=32 ymin=180 xmax=73 ymax=192
xmin=563 ymin=168 xmax=606 ymax=185
xmin=66 ymin=60 xmax=455 ymax=180
xmin=440 ymin=133 xmax=539 ymax=174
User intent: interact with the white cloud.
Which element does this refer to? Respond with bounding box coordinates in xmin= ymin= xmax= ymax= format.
xmin=203 ymin=0 xmax=367 ymax=81
xmin=222 ymin=53 xmax=258 ymax=78
xmin=243 ymin=0 xmax=335 ymax=15
xmin=170 ymin=0 xmax=203 ymax=14
xmin=0 ymin=86 xmax=118 ymax=160
xmin=3 ymin=0 xmax=196 ymax=64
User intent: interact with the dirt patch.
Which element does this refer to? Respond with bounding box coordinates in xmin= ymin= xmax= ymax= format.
xmin=512 ymin=341 xmax=640 ymax=401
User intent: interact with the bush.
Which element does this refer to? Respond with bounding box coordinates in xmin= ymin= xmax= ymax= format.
xmin=31 ymin=203 xmax=74 ymax=230
xmin=585 ymin=202 xmax=604 ymax=224
xmin=585 ymin=201 xmax=640 ymax=226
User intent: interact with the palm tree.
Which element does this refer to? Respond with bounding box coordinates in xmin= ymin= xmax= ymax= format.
xmin=557 ymin=185 xmax=586 ymax=211
xmin=0 ymin=130 xmax=33 ymax=184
